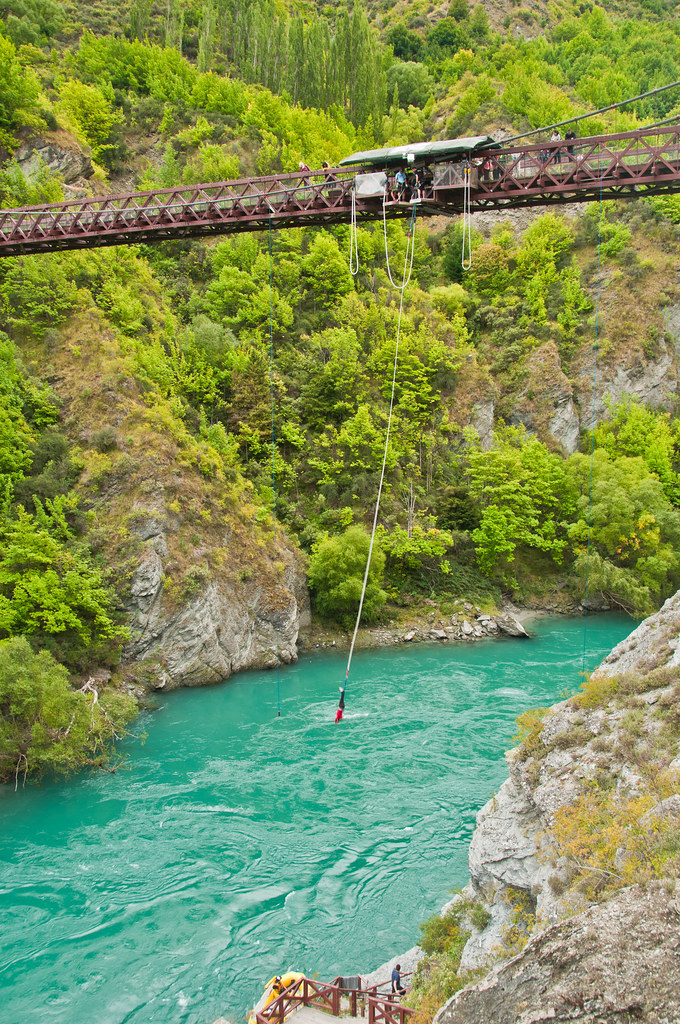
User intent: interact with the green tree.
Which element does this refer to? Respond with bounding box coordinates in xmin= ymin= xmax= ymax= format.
xmin=0 ymin=637 xmax=137 ymax=785
xmin=308 ymin=525 xmax=386 ymax=626
xmin=387 ymin=25 xmax=424 ymax=62
xmin=59 ymin=80 xmax=125 ymax=166
xmin=0 ymin=31 xmax=41 ymax=150
xmin=566 ymin=450 xmax=680 ymax=614
xmin=592 ymin=398 xmax=680 ymax=505
xmin=467 ymin=427 xmax=575 ymax=580
xmin=0 ymin=496 xmax=126 ymax=667
xmin=386 ymin=62 xmax=434 ymax=110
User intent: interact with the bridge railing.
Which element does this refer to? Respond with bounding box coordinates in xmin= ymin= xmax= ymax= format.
xmin=473 ymin=123 xmax=680 ymax=194
xmin=0 ymin=167 xmax=358 ymax=242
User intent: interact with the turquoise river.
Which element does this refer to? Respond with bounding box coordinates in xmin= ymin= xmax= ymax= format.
xmin=0 ymin=615 xmax=634 ymax=1024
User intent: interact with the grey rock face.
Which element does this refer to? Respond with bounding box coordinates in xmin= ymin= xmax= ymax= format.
xmin=548 ymin=395 xmax=580 ymax=453
xmin=470 ymin=399 xmax=494 ymax=450
xmin=123 ymin=516 xmax=310 ymax=689
xmin=576 ymin=343 xmax=677 ymax=429
xmin=596 ymin=589 xmax=680 ymax=677
xmin=15 ymin=137 xmax=93 ymax=184
xmin=436 ymin=884 xmax=680 ymax=1024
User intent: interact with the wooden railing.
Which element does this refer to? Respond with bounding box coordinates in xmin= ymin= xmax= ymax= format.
xmin=254 ymin=973 xmax=415 ymax=1024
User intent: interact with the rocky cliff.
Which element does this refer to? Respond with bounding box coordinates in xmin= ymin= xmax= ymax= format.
xmin=431 ymin=594 xmax=680 ymax=1022
xmin=38 ymin=310 xmax=310 ymax=691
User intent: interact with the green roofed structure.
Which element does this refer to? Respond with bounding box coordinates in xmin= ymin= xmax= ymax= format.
xmin=339 ymin=136 xmax=499 ymax=168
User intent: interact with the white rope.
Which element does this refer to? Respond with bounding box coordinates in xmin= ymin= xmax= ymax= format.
xmin=344 ymin=206 xmax=417 ymax=688
xmin=461 ymin=164 xmax=472 ymax=271
xmin=382 ymin=190 xmax=416 ymax=289
xmin=349 ymin=188 xmax=359 ymax=276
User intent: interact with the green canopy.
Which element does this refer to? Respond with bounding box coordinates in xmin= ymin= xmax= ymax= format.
xmin=339 ymin=136 xmax=498 ymax=167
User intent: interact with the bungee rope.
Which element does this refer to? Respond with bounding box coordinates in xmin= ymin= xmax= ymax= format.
xmin=581 ymin=178 xmax=604 ymax=676
xmin=461 ymin=164 xmax=472 ymax=271
xmin=268 ymin=209 xmax=282 ymax=717
xmin=337 ymin=199 xmax=418 ymax=720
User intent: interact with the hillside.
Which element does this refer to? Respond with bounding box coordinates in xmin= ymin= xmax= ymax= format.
xmin=3 ymin=0 xmax=680 ymax=781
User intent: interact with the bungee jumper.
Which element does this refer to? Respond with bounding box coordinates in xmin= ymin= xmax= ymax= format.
xmin=335 ymin=686 xmax=346 ymax=723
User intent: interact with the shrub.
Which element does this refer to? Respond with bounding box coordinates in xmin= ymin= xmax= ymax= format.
xmin=308 ymin=526 xmax=386 ymax=628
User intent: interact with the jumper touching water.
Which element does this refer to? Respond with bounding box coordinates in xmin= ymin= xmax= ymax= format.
xmin=2 ymin=124 xmax=680 ymax=256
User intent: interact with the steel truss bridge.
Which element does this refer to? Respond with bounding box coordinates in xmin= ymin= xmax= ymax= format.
xmin=2 ymin=124 xmax=680 ymax=257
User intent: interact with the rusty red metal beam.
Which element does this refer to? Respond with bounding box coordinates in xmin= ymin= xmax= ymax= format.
xmin=2 ymin=125 xmax=680 ymax=256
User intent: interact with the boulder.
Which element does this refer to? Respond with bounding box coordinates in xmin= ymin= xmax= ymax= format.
xmin=494 ymin=614 xmax=529 ymax=638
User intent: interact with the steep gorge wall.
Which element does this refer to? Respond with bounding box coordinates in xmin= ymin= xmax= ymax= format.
xmin=433 ymin=594 xmax=680 ymax=1022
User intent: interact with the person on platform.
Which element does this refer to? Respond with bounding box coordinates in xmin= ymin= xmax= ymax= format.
xmin=391 ymin=964 xmax=406 ymax=998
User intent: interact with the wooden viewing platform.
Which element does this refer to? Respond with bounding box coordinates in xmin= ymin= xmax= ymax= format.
xmin=212 ymin=973 xmax=415 ymax=1024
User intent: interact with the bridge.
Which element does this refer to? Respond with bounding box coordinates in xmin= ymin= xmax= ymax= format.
xmin=2 ymin=124 xmax=680 ymax=257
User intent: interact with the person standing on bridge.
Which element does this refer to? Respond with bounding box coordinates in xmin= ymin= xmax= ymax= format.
xmin=565 ymin=127 xmax=577 ymax=158
xmin=391 ymin=964 xmax=406 ymax=998
xmin=551 ymin=128 xmax=562 ymax=164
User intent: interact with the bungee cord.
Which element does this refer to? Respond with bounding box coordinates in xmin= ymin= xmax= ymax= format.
xmin=581 ymin=175 xmax=605 ymax=676
xmin=267 ymin=209 xmax=282 ymax=717
xmin=339 ymin=199 xmax=418 ymax=717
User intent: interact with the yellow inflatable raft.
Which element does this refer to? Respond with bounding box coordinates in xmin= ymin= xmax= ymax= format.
xmin=247 ymin=971 xmax=305 ymax=1024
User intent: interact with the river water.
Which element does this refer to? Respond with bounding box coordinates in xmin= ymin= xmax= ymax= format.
xmin=0 ymin=615 xmax=634 ymax=1024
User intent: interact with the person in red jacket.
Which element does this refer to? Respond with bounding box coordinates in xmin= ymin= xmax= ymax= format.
xmin=335 ymin=687 xmax=346 ymax=723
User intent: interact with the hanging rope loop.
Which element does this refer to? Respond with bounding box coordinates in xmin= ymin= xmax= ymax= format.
xmin=382 ymin=190 xmax=417 ymax=289
xmin=461 ymin=164 xmax=472 ymax=272
xmin=349 ymin=187 xmax=360 ymax=276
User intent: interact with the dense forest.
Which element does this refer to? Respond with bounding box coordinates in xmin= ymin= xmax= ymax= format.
xmin=3 ymin=0 xmax=680 ymax=779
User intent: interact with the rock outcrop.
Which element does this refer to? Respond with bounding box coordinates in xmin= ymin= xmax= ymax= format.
xmin=575 ymin=341 xmax=678 ymax=429
xmin=15 ymin=135 xmax=93 ymax=184
xmin=124 ymin=511 xmax=310 ymax=689
xmin=436 ymin=882 xmax=680 ymax=1024
xmin=431 ymin=593 xmax=680 ymax=1021
xmin=597 ymin=589 xmax=680 ymax=677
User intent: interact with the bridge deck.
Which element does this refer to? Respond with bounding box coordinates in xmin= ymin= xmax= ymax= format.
xmin=2 ymin=123 xmax=680 ymax=256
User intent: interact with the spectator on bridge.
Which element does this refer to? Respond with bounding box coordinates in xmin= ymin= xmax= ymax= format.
xmin=551 ymin=128 xmax=562 ymax=164
xmin=391 ymin=964 xmax=406 ymax=998
xmin=321 ymin=161 xmax=337 ymax=183
xmin=565 ymin=127 xmax=577 ymax=157
xmin=298 ymin=161 xmax=311 ymax=185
